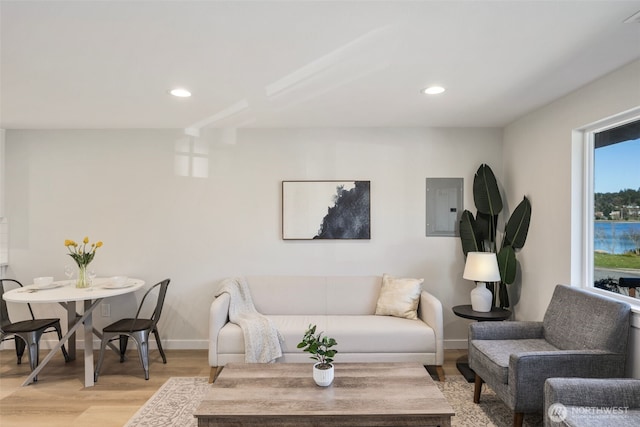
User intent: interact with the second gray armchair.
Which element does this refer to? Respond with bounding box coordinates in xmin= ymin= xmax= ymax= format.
xmin=544 ymin=377 xmax=640 ymax=426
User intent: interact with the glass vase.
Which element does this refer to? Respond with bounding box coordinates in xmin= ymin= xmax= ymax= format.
xmin=76 ymin=264 xmax=90 ymax=288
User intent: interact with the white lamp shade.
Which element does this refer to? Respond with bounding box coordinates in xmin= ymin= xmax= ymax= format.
xmin=463 ymin=252 xmax=501 ymax=282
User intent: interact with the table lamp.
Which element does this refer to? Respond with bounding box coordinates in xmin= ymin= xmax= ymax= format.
xmin=463 ymin=252 xmax=501 ymax=312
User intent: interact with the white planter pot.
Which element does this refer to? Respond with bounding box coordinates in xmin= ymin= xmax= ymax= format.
xmin=313 ymin=362 xmax=334 ymax=387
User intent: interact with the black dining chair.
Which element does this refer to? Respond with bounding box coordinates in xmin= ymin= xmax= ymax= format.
xmin=94 ymin=278 xmax=170 ymax=381
xmin=0 ymin=279 xmax=70 ymax=381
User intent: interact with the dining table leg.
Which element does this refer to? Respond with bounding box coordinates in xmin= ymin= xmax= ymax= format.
xmin=66 ymin=301 xmax=77 ymax=360
xmin=83 ymin=300 xmax=94 ymax=387
xmin=59 ymin=301 xmax=122 ymax=358
xmin=22 ymin=299 xmax=103 ymax=387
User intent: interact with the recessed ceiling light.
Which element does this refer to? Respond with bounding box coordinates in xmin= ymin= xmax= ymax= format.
xmin=423 ymin=86 xmax=445 ymax=95
xmin=169 ymin=88 xmax=192 ymax=98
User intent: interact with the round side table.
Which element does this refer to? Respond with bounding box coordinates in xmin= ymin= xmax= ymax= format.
xmin=452 ymin=304 xmax=511 ymax=382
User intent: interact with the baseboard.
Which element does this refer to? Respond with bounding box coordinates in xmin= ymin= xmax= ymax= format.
xmin=444 ymin=339 xmax=468 ymax=350
xmin=2 ymin=338 xmax=463 ymax=352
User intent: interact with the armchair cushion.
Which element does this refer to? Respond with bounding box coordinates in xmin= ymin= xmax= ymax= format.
xmin=470 ymin=339 xmax=558 ymax=384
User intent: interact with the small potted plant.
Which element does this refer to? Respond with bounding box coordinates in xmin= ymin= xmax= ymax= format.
xmin=297 ymin=324 xmax=338 ymax=386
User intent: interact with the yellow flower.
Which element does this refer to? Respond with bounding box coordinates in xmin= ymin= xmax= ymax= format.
xmin=65 ymin=236 xmax=102 ymax=267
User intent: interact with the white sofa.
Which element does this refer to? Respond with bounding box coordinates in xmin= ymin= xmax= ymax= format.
xmin=208 ymin=276 xmax=444 ymax=382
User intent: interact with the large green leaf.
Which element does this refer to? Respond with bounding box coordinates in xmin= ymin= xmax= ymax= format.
xmin=459 ymin=210 xmax=482 ymax=256
xmin=473 ymin=164 xmax=503 ymax=217
xmin=497 ymin=245 xmax=516 ymax=285
xmin=498 ymin=282 xmax=510 ymax=309
xmin=504 ymin=196 xmax=532 ymax=249
xmin=476 ymin=212 xmax=498 ymax=245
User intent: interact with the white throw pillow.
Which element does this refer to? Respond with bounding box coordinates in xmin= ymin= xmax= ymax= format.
xmin=375 ymin=274 xmax=423 ymax=320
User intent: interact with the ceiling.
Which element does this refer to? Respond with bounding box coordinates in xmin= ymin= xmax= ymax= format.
xmin=1 ymin=0 xmax=639 ymax=131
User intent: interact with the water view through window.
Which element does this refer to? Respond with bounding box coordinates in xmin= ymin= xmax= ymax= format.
xmin=593 ymin=119 xmax=640 ymax=298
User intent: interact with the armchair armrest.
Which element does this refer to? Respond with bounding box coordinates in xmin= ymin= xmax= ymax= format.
xmin=510 ymin=350 xmax=627 ymax=412
xmin=469 ymin=321 xmax=544 ymax=340
xmin=511 ymin=350 xmax=627 ymax=381
xmin=208 ymin=292 xmax=230 ymax=367
xmin=418 ymin=290 xmax=444 ymax=365
xmin=545 ymin=377 xmax=640 ymax=409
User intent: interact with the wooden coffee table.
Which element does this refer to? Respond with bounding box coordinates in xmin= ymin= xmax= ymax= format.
xmin=194 ymin=362 xmax=454 ymax=426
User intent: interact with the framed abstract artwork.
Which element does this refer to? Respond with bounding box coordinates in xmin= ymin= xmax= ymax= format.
xmin=282 ymin=180 xmax=371 ymax=240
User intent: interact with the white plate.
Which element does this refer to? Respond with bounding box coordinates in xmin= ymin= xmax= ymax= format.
xmin=33 ymin=282 xmax=64 ymax=290
xmin=103 ymin=282 xmax=133 ymax=289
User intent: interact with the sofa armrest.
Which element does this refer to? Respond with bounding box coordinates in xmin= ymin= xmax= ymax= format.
xmin=510 ymin=350 xmax=627 ymax=412
xmin=418 ymin=290 xmax=444 ymax=365
xmin=469 ymin=320 xmax=544 ymax=340
xmin=545 ymin=377 xmax=640 ymax=411
xmin=208 ymin=292 xmax=230 ymax=367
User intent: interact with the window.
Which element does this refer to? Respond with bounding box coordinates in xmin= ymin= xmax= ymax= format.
xmin=586 ymin=116 xmax=640 ymax=300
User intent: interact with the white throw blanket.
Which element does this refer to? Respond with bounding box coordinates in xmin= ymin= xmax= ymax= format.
xmin=214 ymin=277 xmax=283 ymax=363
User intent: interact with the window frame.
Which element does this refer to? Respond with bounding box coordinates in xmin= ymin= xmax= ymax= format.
xmin=573 ymin=106 xmax=640 ymax=308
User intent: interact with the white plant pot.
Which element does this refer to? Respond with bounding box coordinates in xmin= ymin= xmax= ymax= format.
xmin=470 ymin=282 xmax=492 ymax=312
xmin=313 ymin=362 xmax=334 ymax=387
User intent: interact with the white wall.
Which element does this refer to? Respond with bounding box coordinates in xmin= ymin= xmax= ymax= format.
xmin=4 ymin=127 xmax=502 ymax=350
xmin=503 ymin=59 xmax=640 ymax=375
xmin=0 ymin=129 xmax=6 ymax=266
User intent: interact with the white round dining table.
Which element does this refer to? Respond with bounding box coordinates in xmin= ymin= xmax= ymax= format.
xmin=3 ymin=278 xmax=145 ymax=387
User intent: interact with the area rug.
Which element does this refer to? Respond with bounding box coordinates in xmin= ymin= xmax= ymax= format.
xmin=125 ymin=375 xmax=543 ymax=427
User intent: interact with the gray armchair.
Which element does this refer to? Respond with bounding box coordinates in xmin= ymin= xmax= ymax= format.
xmin=469 ymin=284 xmax=631 ymax=427
xmin=544 ymin=378 xmax=640 ymax=426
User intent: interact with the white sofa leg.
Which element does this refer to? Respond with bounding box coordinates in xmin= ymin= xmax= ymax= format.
xmin=209 ymin=366 xmax=224 ymax=383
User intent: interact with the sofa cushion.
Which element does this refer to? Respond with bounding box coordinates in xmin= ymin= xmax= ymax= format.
xmin=326 ymin=315 xmax=434 ymax=353
xmin=374 ymin=274 xmax=423 ymax=319
xmin=245 ymin=276 xmax=382 ymax=315
xmin=470 ymin=339 xmax=559 ymax=384
xmin=218 ymin=315 xmax=328 ymax=354
xmin=247 ymin=276 xmax=328 ymax=315
xmin=218 ymin=315 xmax=436 ymax=356
xmin=275 ymin=315 xmax=434 ymax=354
xmin=326 ymin=276 xmax=381 ymax=315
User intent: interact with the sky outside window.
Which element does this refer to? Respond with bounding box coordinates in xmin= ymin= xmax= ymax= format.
xmin=595 ymin=138 xmax=640 ymax=194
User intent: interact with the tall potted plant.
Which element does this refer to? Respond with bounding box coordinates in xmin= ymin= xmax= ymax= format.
xmin=459 ymin=164 xmax=532 ymax=308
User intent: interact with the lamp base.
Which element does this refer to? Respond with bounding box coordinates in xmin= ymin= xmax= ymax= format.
xmin=470 ymin=282 xmax=492 ymax=312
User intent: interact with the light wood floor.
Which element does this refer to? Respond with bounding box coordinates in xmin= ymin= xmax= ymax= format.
xmin=0 ymin=348 xmax=467 ymax=427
